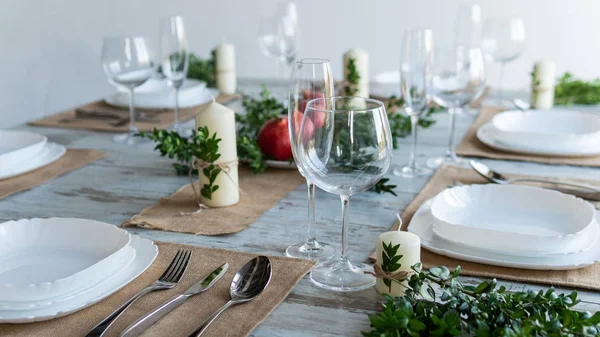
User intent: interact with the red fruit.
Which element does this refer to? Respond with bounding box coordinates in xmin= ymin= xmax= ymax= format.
xmin=257 ymin=117 xmax=293 ymax=161
xmin=293 ymin=111 xmax=315 ymax=141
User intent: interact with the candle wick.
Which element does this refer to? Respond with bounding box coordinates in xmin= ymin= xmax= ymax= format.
xmin=395 ymin=213 xmax=403 ymax=231
xmin=204 ymin=87 xmax=216 ymax=104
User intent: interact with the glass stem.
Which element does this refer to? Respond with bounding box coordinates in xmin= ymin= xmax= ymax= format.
xmin=446 ymin=108 xmax=457 ymax=161
xmin=339 ymin=195 xmax=350 ymax=262
xmin=173 ymin=86 xmax=180 ymax=131
xmin=305 ymin=180 xmax=318 ymax=249
xmin=498 ymin=62 xmax=506 ymax=104
xmin=409 ymin=115 xmax=419 ymax=170
xmin=128 ymin=88 xmax=137 ymax=136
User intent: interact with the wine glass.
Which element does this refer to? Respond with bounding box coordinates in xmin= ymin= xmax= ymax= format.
xmin=392 ymin=28 xmax=433 ymax=178
xmin=427 ymin=47 xmax=486 ymax=169
xmin=257 ymin=15 xmax=298 ymax=79
xmin=101 ymin=37 xmax=156 ymax=144
xmin=455 ymin=3 xmax=482 ymax=116
xmin=160 ymin=15 xmax=189 ymax=134
xmin=297 ymin=97 xmax=393 ymax=291
xmin=287 ymin=58 xmax=336 ymax=261
xmin=482 ymin=17 xmax=525 ymax=104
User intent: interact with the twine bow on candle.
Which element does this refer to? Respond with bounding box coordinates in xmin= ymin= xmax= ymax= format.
xmin=365 ymin=264 xmax=411 ymax=284
xmin=185 ymin=157 xmax=241 ymax=213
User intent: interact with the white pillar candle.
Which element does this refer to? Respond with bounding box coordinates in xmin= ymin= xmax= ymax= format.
xmin=375 ymin=231 xmax=421 ymax=297
xmin=195 ymin=101 xmax=239 ymax=207
xmin=215 ymin=43 xmax=237 ymax=95
xmin=343 ymin=48 xmax=369 ymax=98
xmin=530 ymin=60 xmax=556 ymax=109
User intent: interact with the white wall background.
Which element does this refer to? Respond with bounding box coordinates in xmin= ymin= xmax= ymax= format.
xmin=2 ymin=0 xmax=599 ymax=127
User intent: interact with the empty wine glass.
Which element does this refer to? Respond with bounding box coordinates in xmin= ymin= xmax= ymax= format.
xmin=101 ymin=37 xmax=156 ymax=144
xmin=297 ymin=97 xmax=393 ymax=291
xmin=160 ymin=15 xmax=189 ymax=133
xmin=393 ymin=28 xmax=433 ymax=178
xmin=427 ymin=47 xmax=486 ymax=169
xmin=257 ymin=13 xmax=298 ymax=78
xmin=482 ymin=17 xmax=525 ymax=104
xmin=455 ymin=3 xmax=482 ymax=116
xmin=287 ymin=58 xmax=336 ymax=261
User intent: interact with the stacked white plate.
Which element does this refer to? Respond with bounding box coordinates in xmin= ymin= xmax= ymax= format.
xmin=104 ymin=78 xmax=218 ymax=109
xmin=0 ymin=130 xmax=66 ymax=180
xmin=407 ymin=184 xmax=600 ymax=270
xmin=476 ymin=109 xmax=600 ymax=156
xmin=0 ymin=218 xmax=158 ymax=323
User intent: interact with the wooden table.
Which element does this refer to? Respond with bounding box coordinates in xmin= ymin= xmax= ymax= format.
xmin=2 ymin=79 xmax=599 ymax=336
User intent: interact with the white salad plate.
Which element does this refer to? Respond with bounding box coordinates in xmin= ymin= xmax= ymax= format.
xmin=0 ymin=218 xmax=133 ymax=302
xmin=408 ymin=199 xmax=600 ymax=270
xmin=477 ymin=122 xmax=600 ymax=157
xmin=430 ymin=185 xmax=597 ymax=254
xmin=0 ymin=235 xmax=157 ymax=323
xmin=0 ymin=142 xmax=66 ymax=180
xmin=492 ymin=109 xmax=600 ymax=152
xmin=0 ymin=130 xmax=47 ymax=167
xmin=105 ymin=78 xmax=216 ymax=109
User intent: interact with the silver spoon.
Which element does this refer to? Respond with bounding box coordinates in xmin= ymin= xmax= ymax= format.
xmin=469 ymin=160 xmax=600 ymax=193
xmin=188 ymin=256 xmax=272 ymax=337
xmin=513 ymin=99 xmax=531 ymax=111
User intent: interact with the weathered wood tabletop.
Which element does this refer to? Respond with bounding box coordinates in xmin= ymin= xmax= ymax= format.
xmin=2 ymin=79 xmax=599 ymax=336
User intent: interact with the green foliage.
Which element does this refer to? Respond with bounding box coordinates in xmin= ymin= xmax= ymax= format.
xmin=381 ymin=241 xmax=403 ymax=291
xmin=554 ymin=72 xmax=600 ymax=105
xmin=136 ymin=127 xmax=222 ymax=200
xmin=344 ymin=57 xmax=361 ymax=96
xmin=363 ymin=263 xmax=600 ymax=337
xmin=187 ymin=51 xmax=217 ymax=87
xmin=386 ymin=96 xmax=437 ymax=149
xmin=371 ymin=178 xmax=398 ymax=197
xmin=237 ymin=135 xmax=267 ymax=173
xmin=236 ymin=86 xmax=286 ymax=139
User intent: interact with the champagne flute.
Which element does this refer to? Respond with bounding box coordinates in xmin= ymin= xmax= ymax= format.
xmin=482 ymin=17 xmax=525 ymax=104
xmin=393 ymin=28 xmax=433 ymax=178
xmin=297 ymin=97 xmax=393 ymax=291
xmin=287 ymin=58 xmax=335 ymax=261
xmin=427 ymin=47 xmax=486 ymax=169
xmin=101 ymin=37 xmax=156 ymax=144
xmin=455 ymin=3 xmax=482 ymax=115
xmin=160 ymin=15 xmax=189 ymax=133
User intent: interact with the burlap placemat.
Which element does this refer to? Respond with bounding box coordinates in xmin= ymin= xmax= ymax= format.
xmin=0 ymin=149 xmax=105 ymax=200
xmin=28 ymin=94 xmax=241 ymax=133
xmin=369 ymin=164 xmax=600 ymax=291
xmin=455 ymin=106 xmax=600 ymax=167
xmin=124 ymin=168 xmax=304 ymax=235
xmin=0 ymin=242 xmax=316 ymax=337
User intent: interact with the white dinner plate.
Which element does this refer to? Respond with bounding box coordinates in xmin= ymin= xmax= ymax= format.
xmin=477 ymin=122 xmax=600 ymax=156
xmin=408 ymin=199 xmax=600 ymax=270
xmin=105 ymin=79 xmax=217 ymax=109
xmin=265 ymin=159 xmax=296 ymax=169
xmin=492 ymin=109 xmax=600 ymax=151
xmin=0 ymin=130 xmax=47 ymax=167
xmin=0 ymin=142 xmax=66 ymax=180
xmin=0 ymin=235 xmax=157 ymax=323
xmin=430 ymin=184 xmax=596 ymax=254
xmin=0 ymin=218 xmax=134 ymax=302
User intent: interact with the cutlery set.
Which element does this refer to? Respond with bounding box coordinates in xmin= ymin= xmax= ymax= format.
xmin=86 ymin=251 xmax=272 ymax=337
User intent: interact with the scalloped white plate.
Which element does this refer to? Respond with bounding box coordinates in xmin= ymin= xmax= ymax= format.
xmin=408 ymin=199 xmax=600 ymax=270
xmin=0 ymin=218 xmax=133 ymax=302
xmin=0 ymin=142 xmax=66 ymax=180
xmin=0 ymin=130 xmax=47 ymax=167
xmin=430 ymin=184 xmax=596 ymax=254
xmin=0 ymin=235 xmax=157 ymax=323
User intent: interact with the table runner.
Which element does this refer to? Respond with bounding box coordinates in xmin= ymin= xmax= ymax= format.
xmin=28 ymin=93 xmax=241 ymax=133
xmin=0 ymin=149 xmax=105 ymax=200
xmin=124 ymin=168 xmax=304 ymax=235
xmin=369 ymin=164 xmax=600 ymax=291
xmin=455 ymin=106 xmax=600 ymax=167
xmin=0 ymin=242 xmax=316 ymax=337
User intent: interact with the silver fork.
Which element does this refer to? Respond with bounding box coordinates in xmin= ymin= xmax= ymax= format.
xmin=85 ymin=249 xmax=192 ymax=337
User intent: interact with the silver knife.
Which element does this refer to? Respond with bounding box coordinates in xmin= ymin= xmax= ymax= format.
xmin=120 ymin=263 xmax=229 ymax=337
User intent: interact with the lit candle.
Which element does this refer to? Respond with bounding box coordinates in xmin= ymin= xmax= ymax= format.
xmin=343 ymin=48 xmax=369 ymax=98
xmin=215 ymin=43 xmax=237 ymax=95
xmin=530 ymin=60 xmax=556 ymax=109
xmin=195 ymin=101 xmax=239 ymax=207
xmin=375 ymin=231 xmax=421 ymax=297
